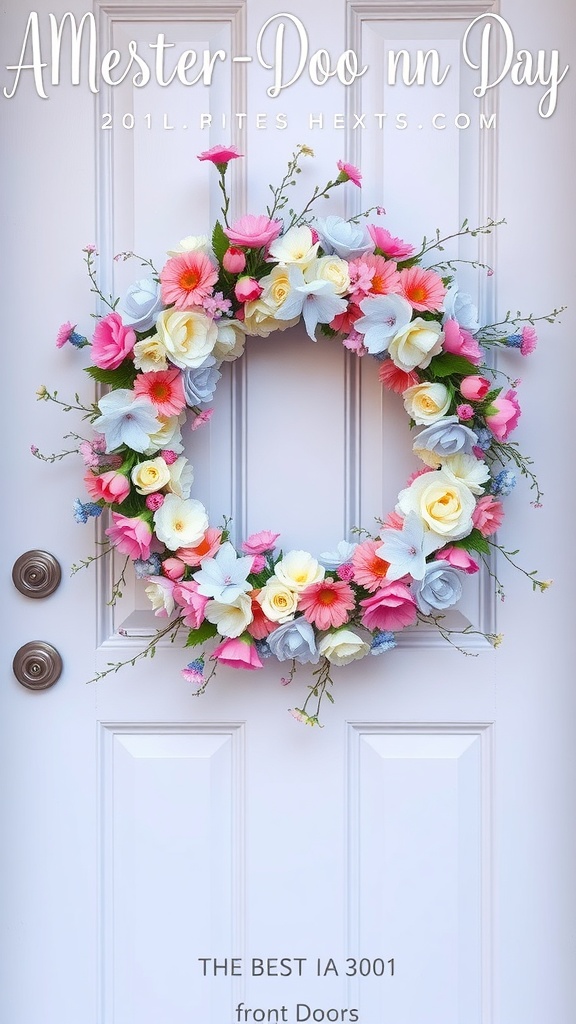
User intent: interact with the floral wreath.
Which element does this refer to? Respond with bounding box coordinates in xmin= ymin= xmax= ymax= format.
xmin=37 ymin=144 xmax=559 ymax=725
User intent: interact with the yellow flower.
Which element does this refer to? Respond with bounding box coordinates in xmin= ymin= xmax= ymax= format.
xmin=257 ymin=579 xmax=299 ymax=623
xmin=131 ymin=457 xmax=170 ymax=495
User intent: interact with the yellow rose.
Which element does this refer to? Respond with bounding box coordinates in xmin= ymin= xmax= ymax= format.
xmin=274 ymin=550 xmax=325 ymax=592
xmin=155 ymin=308 xmax=217 ymax=368
xmin=244 ymin=266 xmax=300 ymax=337
xmin=257 ymin=579 xmax=299 ymax=623
xmin=403 ymin=382 xmax=451 ymax=424
xmin=397 ymin=469 xmax=476 ymax=548
xmin=131 ymin=457 xmax=171 ymax=495
xmin=305 ymin=255 xmax=351 ymax=295
xmin=389 ymin=318 xmax=444 ymax=371
xmin=133 ymin=335 xmax=168 ymax=372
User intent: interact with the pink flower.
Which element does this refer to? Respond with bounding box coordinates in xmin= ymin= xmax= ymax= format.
xmin=352 ymin=540 xmax=390 ymax=592
xmin=485 ymin=389 xmax=521 ymax=441
xmin=442 ymin=319 xmax=483 ymax=365
xmin=342 ymin=330 xmax=367 ymax=356
xmin=299 ymin=579 xmax=355 ymax=630
xmin=197 ymin=144 xmax=243 ymax=166
xmin=457 ymin=403 xmax=474 ymax=420
xmin=246 ymin=592 xmax=277 ymax=639
xmin=521 ymin=325 xmax=538 ymax=356
xmin=336 ymin=159 xmax=362 ymax=186
xmin=84 ymin=470 xmax=130 ymax=505
xmin=360 ymin=583 xmax=417 ymax=631
xmin=349 ymin=253 xmax=401 ymax=299
xmin=399 ymin=266 xmax=446 ymax=313
xmin=161 ymin=449 xmax=179 ymax=465
xmin=177 ymin=526 xmax=222 ymax=567
xmin=241 ymin=530 xmax=280 ymax=555
xmin=250 ymin=554 xmax=266 ymax=574
xmin=105 ymin=513 xmax=153 ymax=560
xmin=133 ymin=369 xmax=186 ymax=417
xmin=203 ymin=292 xmax=231 ymax=318
xmin=336 ymin=563 xmax=355 ymax=582
xmin=380 ymin=510 xmax=405 ymax=530
xmin=235 ymin=276 xmax=263 ymax=303
xmin=472 ymin=496 xmax=504 ymax=537
xmin=460 ymin=375 xmax=490 ymax=401
xmin=56 ymin=321 xmax=75 ymax=348
xmin=160 ymin=251 xmax=218 ymax=310
xmin=162 ymin=557 xmax=185 ymax=581
xmin=146 ymin=493 xmax=165 ymax=511
xmin=224 ymin=214 xmax=282 ymax=249
xmin=222 ymin=247 xmax=246 ymax=273
xmin=79 ymin=440 xmax=101 ymax=468
xmin=92 ymin=313 xmax=136 ymax=369
xmin=191 ymin=409 xmax=215 ymax=430
xmin=212 ymin=635 xmax=263 ymax=670
xmin=378 ymin=360 xmax=419 ymax=394
xmin=173 ymin=580 xmax=209 ymax=629
xmin=367 ymin=225 xmax=414 ymax=259
xmin=436 ymin=547 xmax=480 ymax=574
xmin=331 ymin=303 xmax=362 ymax=334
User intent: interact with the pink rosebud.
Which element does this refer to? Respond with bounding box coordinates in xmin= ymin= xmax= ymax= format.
xmin=436 ymin=546 xmax=480 ymax=574
xmin=235 ymin=276 xmax=263 ymax=303
xmin=460 ymin=375 xmax=491 ymax=402
xmin=162 ymin=557 xmax=186 ymax=581
xmin=222 ymin=247 xmax=246 ymax=274
xmin=472 ymin=496 xmax=504 ymax=537
xmin=241 ymin=530 xmax=280 ymax=555
xmin=520 ymin=325 xmax=538 ymax=356
xmin=442 ymin=319 xmax=483 ymax=365
xmin=145 ymin=493 xmax=165 ymax=511
xmin=84 ymin=470 xmax=130 ymax=505
xmin=456 ymin=403 xmax=474 ymax=421
xmin=485 ymin=389 xmax=521 ymax=441
xmin=92 ymin=312 xmax=136 ymax=370
xmin=212 ymin=636 xmax=263 ymax=670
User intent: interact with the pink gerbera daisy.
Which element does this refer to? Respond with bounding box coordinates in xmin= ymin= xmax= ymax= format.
xmin=349 ymin=254 xmax=401 ymax=300
xmin=160 ymin=250 xmax=218 ymax=309
xmin=133 ymin=369 xmax=186 ymax=417
xmin=351 ymin=540 xmax=390 ymax=592
xmin=399 ymin=266 xmax=446 ymax=312
xmin=378 ymin=360 xmax=419 ymax=394
xmin=299 ymin=579 xmax=355 ymax=631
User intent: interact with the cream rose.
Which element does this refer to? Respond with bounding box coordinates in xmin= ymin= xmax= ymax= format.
xmin=155 ymin=308 xmax=217 ymax=369
xmin=243 ymin=265 xmax=299 ymax=337
xmin=305 ymin=255 xmax=351 ymax=295
xmin=144 ymin=578 xmax=175 ymax=617
xmin=389 ymin=318 xmax=444 ymax=371
xmin=442 ymin=453 xmax=490 ymax=495
xmin=397 ymin=468 xmax=476 ymax=548
xmin=133 ymin=335 xmax=168 ymax=372
xmin=131 ymin=457 xmax=170 ymax=495
xmin=205 ymin=593 xmax=253 ymax=638
xmin=257 ymin=579 xmax=299 ymax=623
xmin=318 ymin=629 xmax=370 ymax=666
xmin=212 ymin=319 xmax=247 ymax=362
xmin=268 ymin=225 xmax=319 ymax=269
xmin=274 ymin=550 xmax=325 ymax=593
xmin=403 ymin=382 xmax=451 ymax=425
xmin=145 ymin=412 xmax=185 ymax=455
xmin=166 ymin=456 xmax=194 ymax=498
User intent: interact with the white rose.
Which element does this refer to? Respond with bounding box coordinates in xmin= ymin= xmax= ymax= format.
xmin=318 ymin=629 xmax=370 ymax=666
xmin=131 ymin=457 xmax=171 ymax=495
xmin=389 ymin=318 xmax=444 ymax=371
xmin=133 ymin=335 xmax=168 ymax=373
xmin=274 ymin=550 xmax=325 ymax=593
xmin=166 ymin=234 xmax=210 ymax=257
xmin=144 ymin=412 xmax=185 ymax=455
xmin=166 ymin=456 xmax=194 ymax=498
xmin=156 ymin=308 xmax=217 ymax=369
xmin=442 ymin=453 xmax=490 ymax=495
xmin=212 ymin=319 xmax=247 ymax=362
xmin=257 ymin=579 xmax=299 ymax=623
xmin=205 ymin=593 xmax=253 ymax=638
xmin=268 ymin=225 xmax=319 ymax=269
xmin=397 ymin=469 xmax=476 ymax=548
xmin=305 ymin=255 xmax=351 ymax=295
xmin=403 ymin=382 xmax=451 ymax=425
xmin=153 ymin=494 xmax=209 ymax=550
xmin=144 ymin=577 xmax=175 ymax=617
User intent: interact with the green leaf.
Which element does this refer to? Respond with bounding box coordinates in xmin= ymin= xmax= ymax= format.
xmin=428 ymin=353 xmax=480 ymax=379
xmin=454 ymin=529 xmax=491 ymax=556
xmin=185 ymin=621 xmax=218 ymax=648
xmin=320 ymin=323 xmax=338 ymax=338
xmin=85 ymin=360 xmax=138 ymax=389
xmin=212 ymin=220 xmax=229 ymax=263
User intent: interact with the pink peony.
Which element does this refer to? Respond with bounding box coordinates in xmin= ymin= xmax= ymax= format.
xmin=161 ymin=557 xmax=185 ymax=581
xmin=197 ymin=144 xmax=243 ymax=166
xmin=399 ymin=266 xmax=446 ymax=313
xmin=241 ymin=530 xmax=280 ymax=555
xmin=177 ymin=526 xmax=222 ymax=567
xmin=105 ymin=513 xmax=153 ymax=560
xmin=173 ymin=580 xmax=209 ymax=629
xmin=336 ymin=159 xmax=362 ymax=186
xmin=367 ymin=225 xmax=414 ymax=259
xmin=352 ymin=540 xmax=390 ymax=592
xmin=378 ymin=360 xmax=419 ymax=394
xmin=299 ymin=578 xmax=355 ymax=631
xmin=222 ymin=247 xmax=246 ymax=273
xmin=92 ymin=313 xmax=136 ymax=369
xmin=521 ymin=325 xmax=538 ymax=356
xmin=160 ymin=250 xmax=218 ymax=310
xmin=485 ymin=389 xmax=521 ymax=441
xmin=360 ymin=583 xmax=417 ymax=631
xmin=212 ymin=635 xmax=263 ymax=670
xmin=472 ymin=496 xmax=505 ymax=537
xmin=224 ymin=214 xmax=282 ymax=249
xmin=235 ymin=276 xmax=263 ymax=303
xmin=460 ymin=375 xmax=490 ymax=401
xmin=133 ymin=369 xmax=186 ymax=417
xmin=84 ymin=470 xmax=130 ymax=505
xmin=442 ymin=319 xmax=483 ymax=365
xmin=436 ymin=546 xmax=480 ymax=574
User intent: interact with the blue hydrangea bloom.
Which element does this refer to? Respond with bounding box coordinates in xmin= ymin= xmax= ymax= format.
xmin=73 ymin=499 xmax=102 ymax=524
xmin=474 ymin=426 xmax=493 ymax=452
xmin=370 ymin=631 xmax=397 ymax=655
xmin=491 ymin=469 xmax=516 ymax=496
xmin=505 ymin=333 xmax=522 ymax=348
xmin=134 ymin=554 xmax=162 ymax=578
xmin=181 ymin=658 xmax=205 ymax=686
xmin=254 ymin=639 xmax=272 ymax=659
xmin=69 ymin=331 xmax=89 ymax=349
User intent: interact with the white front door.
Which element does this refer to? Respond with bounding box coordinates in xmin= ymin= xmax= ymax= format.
xmin=1 ymin=1 xmax=574 ymax=1022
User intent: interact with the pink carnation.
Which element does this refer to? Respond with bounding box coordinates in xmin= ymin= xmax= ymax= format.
xmin=177 ymin=526 xmax=222 ymax=567
xmin=485 ymin=389 xmax=521 ymax=441
xmin=92 ymin=313 xmax=136 ymax=369
xmin=436 ymin=547 xmax=480 ymax=574
xmin=336 ymin=563 xmax=355 ymax=582
xmin=336 ymin=159 xmax=362 ymax=186
xmin=84 ymin=470 xmax=130 ymax=505
xmin=197 ymin=144 xmax=243 ymax=165
xmin=224 ymin=214 xmax=282 ymax=249
xmin=191 ymin=409 xmax=215 ymax=430
xmin=212 ymin=636 xmax=263 ymax=670
xmin=145 ymin=493 xmax=165 ymax=511
xmin=342 ymin=330 xmax=367 ymax=356
xmin=241 ymin=530 xmax=280 ymax=555
xmin=360 ymin=582 xmax=417 ymax=632
xmin=367 ymin=225 xmax=414 ymax=260
xmin=399 ymin=266 xmax=446 ymax=313
xmin=378 ymin=360 xmax=419 ymax=395
xmin=472 ymin=496 xmax=505 ymax=537
xmin=299 ymin=579 xmax=355 ymax=631
xmin=173 ymin=580 xmax=209 ymax=629
xmin=442 ymin=319 xmax=483 ymax=365
xmin=105 ymin=513 xmax=152 ymax=560
xmin=251 ymin=554 xmax=266 ymax=574
xmin=56 ymin=321 xmax=75 ymax=348
xmin=521 ymin=325 xmax=538 ymax=356
xmin=457 ymin=403 xmax=474 ymax=421
xmin=160 ymin=251 xmax=218 ymax=310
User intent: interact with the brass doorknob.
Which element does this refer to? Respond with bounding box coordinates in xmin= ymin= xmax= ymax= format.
xmin=12 ymin=550 xmax=61 ymax=598
xmin=13 ymin=642 xmax=63 ymax=690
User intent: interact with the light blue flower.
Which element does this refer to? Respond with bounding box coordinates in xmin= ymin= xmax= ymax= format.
xmin=354 ymin=294 xmax=413 ymax=355
xmin=121 ymin=277 xmax=164 ymax=333
xmin=183 ymin=360 xmax=222 ymax=405
xmin=442 ymin=283 xmax=480 ymax=334
xmin=134 ymin=553 xmax=162 ymax=578
xmin=413 ymin=416 xmax=478 ymax=459
xmin=315 ymin=215 xmax=374 ymax=260
xmin=267 ymin=618 xmax=320 ymax=665
xmin=68 ymin=331 xmax=89 ymax=349
xmin=370 ymin=631 xmax=397 ymax=655
xmin=73 ymin=499 xmax=102 ymax=524
xmin=319 ymin=540 xmax=358 ymax=569
xmin=275 ymin=267 xmax=347 ymax=340
xmin=505 ymin=333 xmax=522 ymax=348
xmin=414 ymin=560 xmax=463 ymax=614
xmin=93 ymin=388 xmax=161 ymax=454
xmin=194 ymin=541 xmax=253 ymax=602
xmin=254 ymin=638 xmax=273 ymax=659
xmin=491 ymin=469 xmax=516 ymax=496
xmin=474 ymin=426 xmax=493 ymax=452
xmin=376 ymin=511 xmax=438 ymax=582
